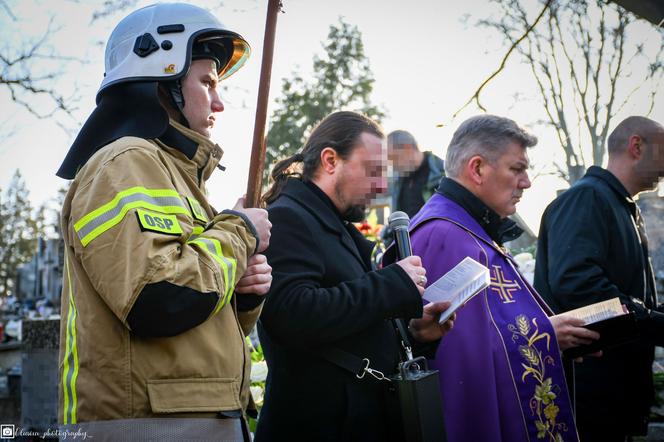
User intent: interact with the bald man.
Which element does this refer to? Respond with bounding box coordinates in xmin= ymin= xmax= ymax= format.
xmin=535 ymin=116 xmax=664 ymax=441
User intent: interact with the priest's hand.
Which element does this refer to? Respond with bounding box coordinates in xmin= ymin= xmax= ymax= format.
xmin=235 ymin=254 xmax=272 ymax=295
xmin=409 ymin=301 xmax=456 ymax=342
xmin=549 ymin=314 xmax=600 ymax=351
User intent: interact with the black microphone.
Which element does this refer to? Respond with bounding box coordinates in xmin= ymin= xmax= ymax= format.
xmin=388 ymin=211 xmax=412 ymax=260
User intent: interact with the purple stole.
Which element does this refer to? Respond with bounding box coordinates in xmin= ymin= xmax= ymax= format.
xmin=410 ymin=193 xmax=578 ymax=442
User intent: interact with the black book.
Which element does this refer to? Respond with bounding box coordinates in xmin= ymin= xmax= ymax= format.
xmin=563 ymin=311 xmax=639 ymax=359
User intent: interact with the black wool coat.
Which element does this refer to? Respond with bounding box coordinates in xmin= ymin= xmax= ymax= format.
xmin=534 ymin=166 xmax=664 ymax=436
xmin=255 ymin=179 xmax=424 ymax=442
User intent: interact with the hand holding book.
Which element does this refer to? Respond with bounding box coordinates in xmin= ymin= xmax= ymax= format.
xmin=422 ymin=257 xmax=490 ymax=324
xmin=549 ymin=314 xmax=600 ymax=351
xmin=407 ymin=257 xmax=488 ymax=344
xmin=409 ymin=301 xmax=456 ymax=342
xmin=551 ymin=298 xmax=639 ymax=359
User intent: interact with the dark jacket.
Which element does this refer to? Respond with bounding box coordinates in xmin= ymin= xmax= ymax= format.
xmin=534 ymin=166 xmax=664 ymax=436
xmin=255 ymin=179 xmax=424 ymax=442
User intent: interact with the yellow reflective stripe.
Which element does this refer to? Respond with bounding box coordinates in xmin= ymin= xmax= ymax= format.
xmin=70 ymin=294 xmax=79 ymax=425
xmin=189 ymin=238 xmax=230 ymax=312
xmin=185 ymin=225 xmax=205 ymax=244
xmin=62 ymin=260 xmax=70 ymax=424
xmin=188 ymin=237 xmax=237 ymax=314
xmin=62 ymin=250 xmax=79 ymax=424
xmin=74 ymin=187 xmax=179 ymax=230
xmin=74 ymin=187 xmax=189 ymax=247
xmin=210 ymin=238 xmax=237 ymax=312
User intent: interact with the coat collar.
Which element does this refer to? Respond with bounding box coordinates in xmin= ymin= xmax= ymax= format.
xmin=303 ymin=180 xmax=344 ymax=220
xmin=156 ymin=120 xmax=224 ymax=182
xmin=585 ymin=166 xmax=630 ymax=198
xmin=584 ymin=166 xmax=636 ymax=213
xmin=280 ymin=179 xmax=369 ymax=270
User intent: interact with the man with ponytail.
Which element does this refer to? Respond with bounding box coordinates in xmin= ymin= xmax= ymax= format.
xmin=253 ymin=111 xmax=454 ymax=441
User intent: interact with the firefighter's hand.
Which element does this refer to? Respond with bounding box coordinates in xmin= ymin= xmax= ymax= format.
xmin=233 ymin=197 xmax=271 ymax=253
xmin=235 ymin=254 xmax=272 ymax=295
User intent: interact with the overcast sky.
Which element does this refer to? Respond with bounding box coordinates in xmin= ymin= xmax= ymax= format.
xmin=0 ymin=0 xmax=662 ymax=232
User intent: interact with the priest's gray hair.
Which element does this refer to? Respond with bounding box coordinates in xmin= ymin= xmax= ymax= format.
xmin=445 ymin=115 xmax=537 ymax=178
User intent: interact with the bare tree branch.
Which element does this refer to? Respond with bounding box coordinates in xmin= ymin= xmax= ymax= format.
xmin=90 ymin=0 xmax=139 ymax=22
xmin=0 ymin=0 xmax=16 ymax=20
xmin=452 ymin=0 xmax=553 ymax=118
xmin=472 ymin=0 xmax=663 ymax=184
xmin=0 ymin=12 xmax=80 ymax=123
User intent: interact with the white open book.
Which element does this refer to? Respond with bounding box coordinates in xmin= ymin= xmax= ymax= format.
xmin=423 ymin=257 xmax=490 ymax=324
xmin=558 ymin=297 xmax=625 ymax=325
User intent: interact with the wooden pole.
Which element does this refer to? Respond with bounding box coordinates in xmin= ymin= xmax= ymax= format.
xmin=245 ymin=0 xmax=282 ymax=207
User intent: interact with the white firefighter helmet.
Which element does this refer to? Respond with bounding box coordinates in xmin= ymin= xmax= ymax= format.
xmin=98 ymin=2 xmax=250 ymax=100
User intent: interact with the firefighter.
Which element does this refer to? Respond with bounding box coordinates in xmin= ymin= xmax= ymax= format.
xmin=55 ymin=3 xmax=271 ymax=440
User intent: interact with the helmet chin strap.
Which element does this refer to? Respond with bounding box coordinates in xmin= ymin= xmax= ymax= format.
xmin=164 ymin=80 xmax=190 ymax=129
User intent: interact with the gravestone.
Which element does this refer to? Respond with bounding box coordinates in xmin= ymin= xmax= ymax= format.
xmin=21 ymin=319 xmax=59 ymax=431
xmin=638 ymin=191 xmax=664 ymax=299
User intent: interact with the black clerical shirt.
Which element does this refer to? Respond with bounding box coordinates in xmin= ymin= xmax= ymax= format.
xmin=436 ymin=177 xmax=523 ymax=246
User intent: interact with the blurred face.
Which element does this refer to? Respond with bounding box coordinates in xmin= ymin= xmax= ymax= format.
xmin=388 ymin=143 xmax=417 ymax=174
xmin=181 ymin=59 xmax=224 ymax=138
xmin=477 ymin=142 xmax=531 ymax=218
xmin=334 ymin=132 xmax=387 ymax=221
xmin=635 ymin=128 xmax=664 ymax=191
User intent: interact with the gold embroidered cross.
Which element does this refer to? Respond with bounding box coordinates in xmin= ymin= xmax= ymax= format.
xmin=490 ymin=265 xmax=520 ymax=304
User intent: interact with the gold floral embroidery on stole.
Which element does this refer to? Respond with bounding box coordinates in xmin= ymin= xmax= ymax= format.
xmin=509 ymin=314 xmax=568 ymax=441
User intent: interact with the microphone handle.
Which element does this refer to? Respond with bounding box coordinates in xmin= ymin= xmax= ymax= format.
xmin=394 ymin=227 xmax=413 ymax=260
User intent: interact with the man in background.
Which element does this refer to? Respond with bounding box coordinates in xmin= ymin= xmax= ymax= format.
xmin=535 ymin=116 xmax=664 ymax=441
xmin=387 ymin=130 xmax=445 ymax=217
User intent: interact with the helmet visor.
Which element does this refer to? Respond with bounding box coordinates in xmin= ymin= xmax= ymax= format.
xmin=221 ymin=38 xmax=250 ymax=79
xmin=196 ymin=34 xmax=250 ymax=80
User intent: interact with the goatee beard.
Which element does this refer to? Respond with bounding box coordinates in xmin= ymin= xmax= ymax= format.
xmin=342 ymin=205 xmax=367 ymax=222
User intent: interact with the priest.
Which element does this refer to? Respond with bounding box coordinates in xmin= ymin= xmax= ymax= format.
xmin=406 ymin=115 xmax=599 ymax=442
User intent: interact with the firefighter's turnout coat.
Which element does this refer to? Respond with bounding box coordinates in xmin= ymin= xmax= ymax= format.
xmin=58 ymin=120 xmax=259 ymax=437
